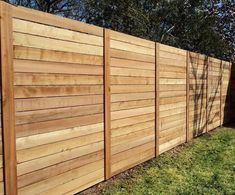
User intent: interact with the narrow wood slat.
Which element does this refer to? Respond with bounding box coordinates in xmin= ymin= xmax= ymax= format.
xmin=206 ymin=57 xmax=209 ymax=133
xmin=186 ymin=51 xmax=190 ymax=142
xmin=0 ymin=2 xmax=17 ymax=194
xmin=104 ymin=29 xmax=111 ymax=179
xmin=220 ymin=60 xmax=223 ymax=127
xmin=155 ymin=43 xmax=160 ymax=156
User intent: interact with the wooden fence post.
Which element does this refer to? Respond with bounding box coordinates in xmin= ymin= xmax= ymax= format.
xmin=155 ymin=43 xmax=160 ymax=156
xmin=0 ymin=2 xmax=17 ymax=195
xmin=186 ymin=51 xmax=190 ymax=142
xmin=206 ymin=57 xmax=209 ymax=133
xmin=220 ymin=60 xmax=223 ymax=127
xmin=104 ymin=28 xmax=111 ymax=179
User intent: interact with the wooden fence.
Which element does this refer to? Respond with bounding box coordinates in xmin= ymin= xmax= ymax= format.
xmin=0 ymin=2 xmax=233 ymax=195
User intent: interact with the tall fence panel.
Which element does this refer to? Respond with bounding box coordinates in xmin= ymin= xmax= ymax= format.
xmin=221 ymin=61 xmax=232 ymax=124
xmin=208 ymin=58 xmax=222 ymax=131
xmin=109 ymin=30 xmax=156 ymax=176
xmin=12 ymin=8 xmax=105 ymax=194
xmin=158 ymin=44 xmax=187 ymax=154
xmin=189 ymin=53 xmax=208 ymax=138
xmin=0 ymin=2 xmax=233 ymax=195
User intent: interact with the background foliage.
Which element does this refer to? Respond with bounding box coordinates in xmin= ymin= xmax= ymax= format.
xmin=7 ymin=0 xmax=234 ymax=61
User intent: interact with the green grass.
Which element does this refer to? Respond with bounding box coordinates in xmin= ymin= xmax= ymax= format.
xmin=85 ymin=126 xmax=235 ymax=195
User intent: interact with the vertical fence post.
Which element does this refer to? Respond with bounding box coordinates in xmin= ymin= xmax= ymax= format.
xmin=186 ymin=51 xmax=190 ymax=142
xmin=0 ymin=2 xmax=17 ymax=195
xmin=220 ymin=60 xmax=223 ymax=127
xmin=228 ymin=62 xmax=232 ymax=123
xmin=155 ymin=43 xmax=160 ymax=156
xmin=206 ymin=57 xmax=209 ymax=132
xmin=104 ymin=28 xmax=111 ymax=179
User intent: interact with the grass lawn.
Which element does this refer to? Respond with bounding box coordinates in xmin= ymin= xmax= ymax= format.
xmin=81 ymin=126 xmax=235 ymax=195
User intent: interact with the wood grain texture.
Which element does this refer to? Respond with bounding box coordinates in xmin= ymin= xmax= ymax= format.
xmin=155 ymin=43 xmax=160 ymax=156
xmin=158 ymin=44 xmax=187 ymax=154
xmin=0 ymin=3 xmax=232 ymax=194
xmin=186 ymin=51 xmax=190 ymax=142
xmin=104 ymin=29 xmax=111 ymax=179
xmin=12 ymin=12 xmax=105 ymax=194
xmin=0 ymin=2 xmax=17 ymax=194
xmin=110 ymin=31 xmax=155 ymax=176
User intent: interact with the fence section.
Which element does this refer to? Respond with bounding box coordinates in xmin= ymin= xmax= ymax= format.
xmin=208 ymin=58 xmax=222 ymax=131
xmin=0 ymin=2 xmax=233 ymax=195
xmin=110 ymin=30 xmax=156 ymax=176
xmin=159 ymin=44 xmax=187 ymax=154
xmin=12 ymin=8 xmax=105 ymax=195
xmin=189 ymin=53 xmax=208 ymax=138
xmin=221 ymin=61 xmax=231 ymax=124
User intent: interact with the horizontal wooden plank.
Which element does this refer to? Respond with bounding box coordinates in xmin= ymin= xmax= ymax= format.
xmin=17 ymin=141 xmax=103 ymax=176
xmin=111 ymin=148 xmax=154 ymax=176
xmin=13 ymin=32 xmax=103 ymax=56
xmin=111 ymin=92 xmax=155 ymax=102
xmin=111 ymin=106 xmax=154 ymax=120
xmin=13 ymin=19 xmax=103 ymax=46
xmin=14 ymin=59 xmax=103 ymax=75
xmin=112 ymin=141 xmax=154 ymax=165
xmin=41 ymin=168 xmax=104 ymax=195
xmin=15 ymin=95 xmax=103 ymax=111
xmin=160 ymin=107 xmax=186 ymax=118
xmin=111 ymin=99 xmax=155 ymax=111
xmin=16 ymin=104 xmax=103 ymax=125
xmin=16 ymin=113 xmax=103 ymax=138
xmin=160 ymin=96 xmax=186 ymax=105
xmin=18 ymin=150 xmax=103 ymax=188
xmin=15 ymin=85 xmax=103 ymax=98
xmin=160 ymin=101 xmax=186 ymax=112
xmin=112 ymin=121 xmax=154 ymax=138
xmin=14 ymin=73 xmax=103 ymax=86
xmin=160 ymin=91 xmax=186 ymax=98
xmin=111 ymin=113 xmax=154 ymax=130
xmin=159 ymin=44 xmax=186 ymax=56
xmin=110 ymin=30 xmax=155 ymax=49
xmin=16 ymin=123 xmax=104 ymax=150
xmin=111 ymin=67 xmax=155 ymax=77
xmin=111 ymin=49 xmax=155 ymax=63
xmin=110 ymin=58 xmax=154 ymax=70
xmin=111 ymin=76 xmax=154 ymax=85
xmin=160 ymin=84 xmax=186 ymax=92
xmin=111 ymin=134 xmax=154 ymax=155
xmin=112 ymin=127 xmax=154 ymax=148
xmin=111 ymin=85 xmax=155 ymax=94
xmin=111 ymin=40 xmax=155 ymax=56
xmin=14 ymin=46 xmax=103 ymax=65
xmin=17 ymin=131 xmax=104 ymax=163
xmin=159 ymin=135 xmax=185 ymax=154
xmin=160 ymin=78 xmax=186 ymax=85
xmin=18 ymin=160 xmax=103 ymax=194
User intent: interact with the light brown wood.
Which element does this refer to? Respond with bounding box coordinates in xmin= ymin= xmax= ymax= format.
xmin=104 ymin=29 xmax=111 ymax=179
xmin=206 ymin=57 xmax=210 ymax=132
xmin=186 ymin=51 xmax=190 ymax=142
xmin=0 ymin=2 xmax=17 ymax=194
xmin=0 ymin=3 xmax=231 ymax=195
xmin=155 ymin=43 xmax=160 ymax=156
xmin=13 ymin=19 xmax=103 ymax=46
xmin=12 ymin=5 xmax=103 ymax=36
xmin=220 ymin=60 xmax=223 ymax=127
